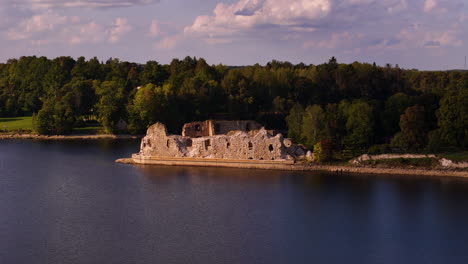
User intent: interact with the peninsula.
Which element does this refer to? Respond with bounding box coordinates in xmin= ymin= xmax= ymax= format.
xmin=117 ymin=120 xmax=468 ymax=178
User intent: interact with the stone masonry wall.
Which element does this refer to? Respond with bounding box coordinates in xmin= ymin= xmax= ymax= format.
xmin=182 ymin=120 xmax=262 ymax=138
xmin=140 ymin=122 xmax=308 ymax=161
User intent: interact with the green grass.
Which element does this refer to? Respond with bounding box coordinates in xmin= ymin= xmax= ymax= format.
xmin=361 ymin=158 xmax=440 ymax=168
xmin=72 ymin=126 xmax=104 ymax=135
xmin=439 ymin=152 xmax=468 ymax=162
xmin=0 ymin=116 xmax=33 ymax=131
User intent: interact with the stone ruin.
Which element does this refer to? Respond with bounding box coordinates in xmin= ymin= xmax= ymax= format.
xmin=138 ymin=120 xmax=309 ymax=161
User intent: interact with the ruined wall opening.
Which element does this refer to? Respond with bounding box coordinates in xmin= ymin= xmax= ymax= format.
xmin=248 ymin=142 xmax=253 ymax=150
xmin=269 ymin=144 xmax=273 ymax=152
xmin=205 ymin=139 xmax=211 ymax=150
xmin=166 ymin=140 xmax=170 ymax=148
xmin=186 ymin=139 xmax=192 ymax=147
xmin=195 ymin=124 xmax=201 ymax=131
xmin=227 ymin=142 xmax=230 ymax=148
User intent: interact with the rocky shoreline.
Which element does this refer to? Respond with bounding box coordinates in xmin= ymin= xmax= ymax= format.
xmin=0 ymin=133 xmax=143 ymax=140
xmin=116 ymin=157 xmax=468 ymax=178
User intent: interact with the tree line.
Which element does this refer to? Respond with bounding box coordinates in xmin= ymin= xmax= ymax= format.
xmin=0 ymin=56 xmax=466 ymax=157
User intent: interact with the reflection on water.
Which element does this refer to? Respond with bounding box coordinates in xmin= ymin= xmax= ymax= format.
xmin=1 ymin=140 xmax=468 ymax=264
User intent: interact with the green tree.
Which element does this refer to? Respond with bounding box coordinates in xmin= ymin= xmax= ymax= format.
xmin=127 ymin=84 xmax=167 ymax=133
xmin=301 ymin=104 xmax=328 ymax=148
xmin=343 ymin=100 xmax=375 ymax=154
xmin=436 ymin=89 xmax=468 ymax=148
xmin=34 ymin=101 xmax=55 ymax=134
xmin=382 ymin=92 xmax=413 ymax=137
xmin=285 ymin=103 xmax=304 ymax=143
xmin=94 ymin=80 xmax=125 ymax=133
xmin=390 ymin=105 xmax=427 ymax=151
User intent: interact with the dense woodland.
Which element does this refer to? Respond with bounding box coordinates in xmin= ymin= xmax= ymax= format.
xmin=0 ymin=56 xmax=466 ymax=159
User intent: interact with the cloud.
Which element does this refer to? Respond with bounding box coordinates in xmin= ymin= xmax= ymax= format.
xmin=183 ymin=0 xmax=418 ymax=44
xmin=185 ymin=0 xmax=333 ymax=39
xmin=156 ymin=35 xmax=183 ymax=49
xmin=182 ymin=0 xmax=466 ymax=56
xmin=6 ymin=11 xmax=67 ymax=40
xmin=148 ymin=19 xmax=160 ymax=38
xmin=395 ymin=23 xmax=463 ymax=49
xmin=4 ymin=11 xmax=133 ymax=45
xmin=108 ymin=18 xmax=132 ymax=43
xmin=14 ymin=0 xmax=160 ymax=9
xmin=423 ymin=0 xmax=437 ymax=12
xmin=67 ymin=22 xmax=106 ymax=44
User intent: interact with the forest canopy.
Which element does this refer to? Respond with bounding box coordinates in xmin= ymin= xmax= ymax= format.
xmin=0 ymin=56 xmax=466 ymax=156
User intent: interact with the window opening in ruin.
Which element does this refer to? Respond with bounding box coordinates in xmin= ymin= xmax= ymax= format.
xmin=227 ymin=142 xmax=230 ymax=148
xmin=248 ymin=142 xmax=253 ymax=150
xmin=214 ymin=123 xmax=221 ymax=134
xmin=248 ymin=157 xmax=253 ymax=160
xmin=205 ymin=139 xmax=211 ymax=150
xmin=195 ymin=124 xmax=201 ymax=131
xmin=167 ymin=140 xmax=170 ymax=148
xmin=186 ymin=139 xmax=192 ymax=147
xmin=269 ymin=144 xmax=273 ymax=152
xmin=246 ymin=123 xmax=251 ymax=132
xmin=260 ymin=157 xmax=264 ymax=160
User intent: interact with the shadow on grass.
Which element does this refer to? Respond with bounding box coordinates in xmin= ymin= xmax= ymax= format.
xmin=0 ymin=118 xmax=23 ymax=123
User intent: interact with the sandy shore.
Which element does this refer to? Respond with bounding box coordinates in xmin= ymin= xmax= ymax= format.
xmin=116 ymin=157 xmax=468 ymax=178
xmin=0 ymin=134 xmax=143 ymax=140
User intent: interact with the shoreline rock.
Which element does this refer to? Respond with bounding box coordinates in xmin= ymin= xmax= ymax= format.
xmin=116 ymin=156 xmax=468 ymax=178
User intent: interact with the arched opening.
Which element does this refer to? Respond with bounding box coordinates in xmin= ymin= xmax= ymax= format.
xmin=268 ymin=144 xmax=274 ymax=152
xmin=227 ymin=142 xmax=230 ymax=148
xmin=166 ymin=140 xmax=170 ymax=148
xmin=248 ymin=142 xmax=253 ymax=150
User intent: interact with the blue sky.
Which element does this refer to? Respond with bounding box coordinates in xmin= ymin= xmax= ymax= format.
xmin=0 ymin=0 xmax=467 ymax=70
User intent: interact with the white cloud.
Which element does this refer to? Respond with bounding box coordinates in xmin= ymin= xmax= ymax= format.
xmin=396 ymin=24 xmax=463 ymax=48
xmin=4 ymin=11 xmax=133 ymax=45
xmin=148 ymin=19 xmax=160 ymax=38
xmin=108 ymin=18 xmax=132 ymax=43
xmin=67 ymin=22 xmax=105 ymax=44
xmin=15 ymin=0 xmax=160 ymax=9
xmin=424 ymin=0 xmax=438 ymax=12
xmin=156 ymin=34 xmax=183 ymax=49
xmin=185 ymin=0 xmax=332 ymax=38
xmin=183 ymin=0 xmax=423 ymax=44
xmin=303 ymin=32 xmax=364 ymax=49
xmin=6 ymin=11 xmax=67 ymax=40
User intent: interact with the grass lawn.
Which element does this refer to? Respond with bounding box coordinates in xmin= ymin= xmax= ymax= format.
xmin=72 ymin=126 xmax=105 ymax=135
xmin=0 ymin=116 xmax=33 ymax=131
xmin=439 ymin=152 xmax=468 ymax=162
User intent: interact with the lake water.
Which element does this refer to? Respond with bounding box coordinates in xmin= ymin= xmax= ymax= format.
xmin=1 ymin=140 xmax=468 ymax=264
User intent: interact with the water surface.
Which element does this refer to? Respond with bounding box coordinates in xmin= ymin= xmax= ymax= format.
xmin=1 ymin=140 xmax=468 ymax=264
